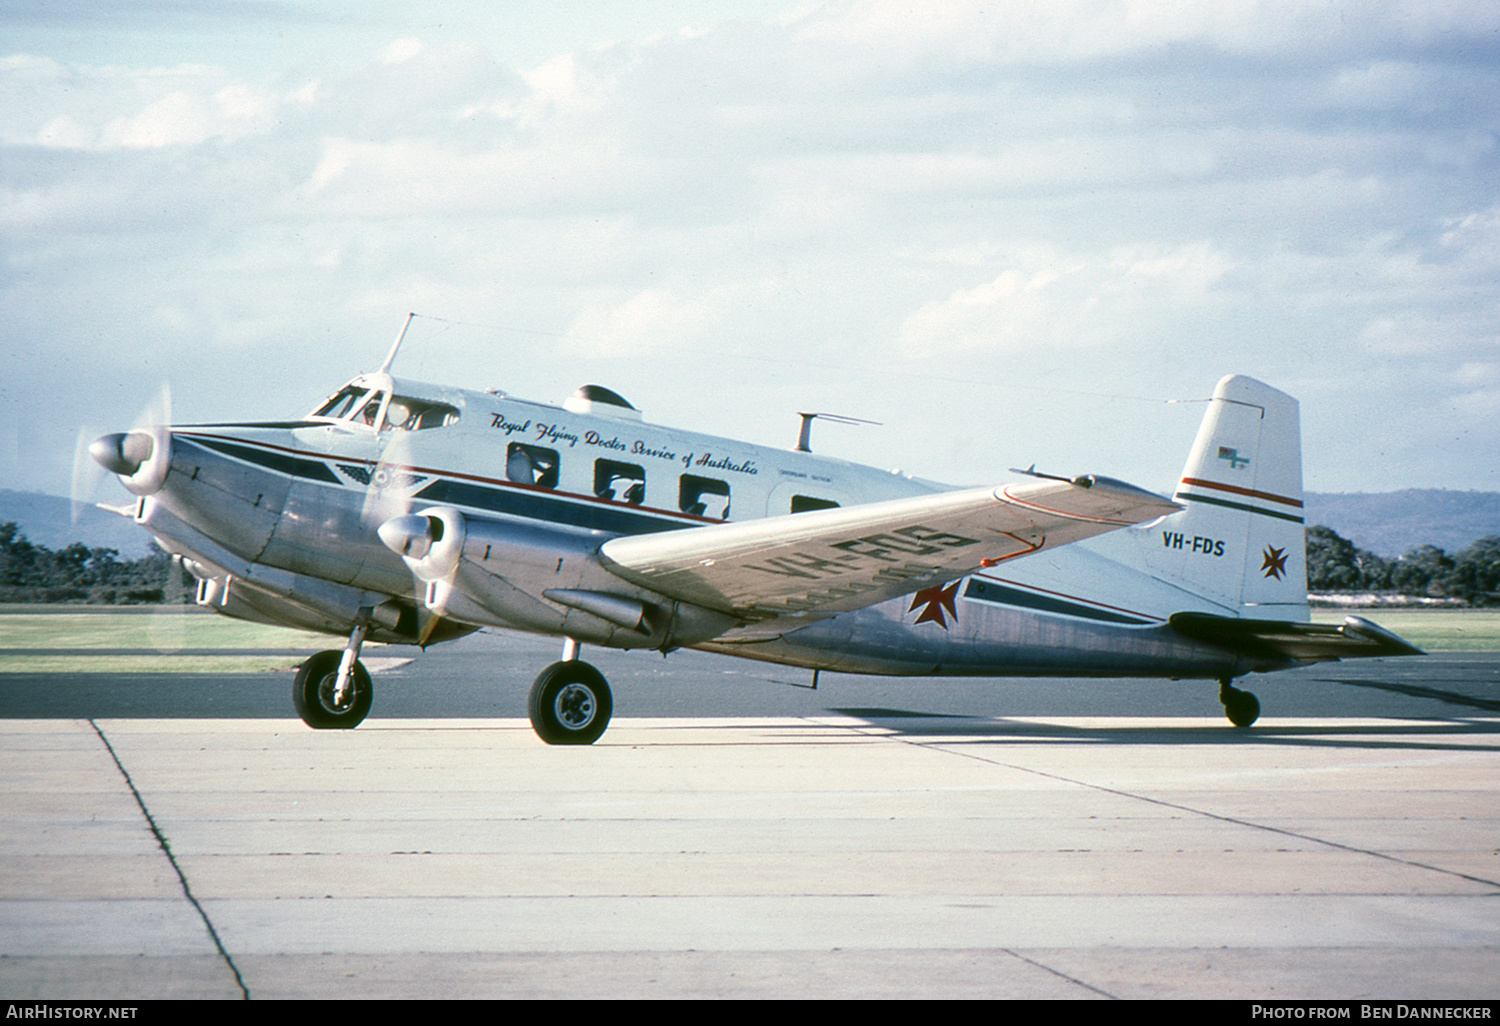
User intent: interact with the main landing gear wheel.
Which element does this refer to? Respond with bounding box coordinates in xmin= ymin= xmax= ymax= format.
xmin=294 ymin=650 xmax=373 ymax=729
xmin=1219 ymin=678 xmax=1261 ymax=728
xmin=529 ymin=660 xmax=613 ymax=745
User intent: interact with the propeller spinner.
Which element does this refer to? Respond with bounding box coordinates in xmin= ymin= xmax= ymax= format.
xmin=89 ymin=431 xmax=154 ymax=476
xmin=84 ymin=384 xmax=173 ymax=499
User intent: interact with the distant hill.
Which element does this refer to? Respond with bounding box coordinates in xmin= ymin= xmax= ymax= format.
xmin=6 ymin=487 xmax=1498 ymax=562
xmin=1304 ymin=490 xmax=1500 ymax=557
xmin=0 ymin=490 xmax=156 ymax=557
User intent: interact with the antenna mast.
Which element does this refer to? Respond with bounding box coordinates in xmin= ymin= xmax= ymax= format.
xmin=378 ymin=312 xmax=417 ymax=375
xmin=794 ymin=412 xmax=880 ymax=452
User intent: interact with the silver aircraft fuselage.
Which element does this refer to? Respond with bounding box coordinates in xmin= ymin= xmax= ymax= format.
xmin=108 ymin=370 xmax=1258 ymax=683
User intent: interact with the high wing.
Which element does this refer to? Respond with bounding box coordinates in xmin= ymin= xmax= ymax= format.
xmin=599 ymin=474 xmax=1180 ymax=625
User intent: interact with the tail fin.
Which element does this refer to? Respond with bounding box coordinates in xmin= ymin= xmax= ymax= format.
xmin=1150 ymin=375 xmax=1308 ymax=619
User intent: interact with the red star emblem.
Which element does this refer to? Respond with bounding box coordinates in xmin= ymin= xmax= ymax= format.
xmin=909 ymin=581 xmax=960 ymax=629
xmin=1261 ymin=545 xmax=1289 ymax=580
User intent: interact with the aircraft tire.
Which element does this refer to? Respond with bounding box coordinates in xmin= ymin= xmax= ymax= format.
xmin=529 ymin=661 xmax=612 ymax=745
xmin=1222 ymin=686 xmax=1261 ymax=728
xmin=293 ymin=650 xmax=373 ymax=729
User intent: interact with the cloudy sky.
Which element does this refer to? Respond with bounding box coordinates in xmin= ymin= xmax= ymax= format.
xmin=4 ymin=0 xmax=1498 ymax=508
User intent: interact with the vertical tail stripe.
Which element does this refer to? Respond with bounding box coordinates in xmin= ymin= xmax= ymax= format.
xmin=1177 ymin=477 xmax=1303 ymax=508
xmin=1173 ymin=489 xmax=1305 ymax=524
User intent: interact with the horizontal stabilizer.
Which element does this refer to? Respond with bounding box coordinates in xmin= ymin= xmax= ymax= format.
xmin=1169 ymin=611 xmax=1424 ymax=663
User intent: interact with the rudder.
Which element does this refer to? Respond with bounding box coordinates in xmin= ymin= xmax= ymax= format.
xmin=1153 ymin=375 xmax=1308 ymax=618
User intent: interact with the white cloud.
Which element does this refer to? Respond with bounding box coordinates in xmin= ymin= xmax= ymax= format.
xmin=898 ymin=241 xmax=1234 ymax=355
xmin=98 ymin=82 xmax=281 ymax=148
xmin=385 ymin=38 xmax=425 ymax=65
xmin=564 ymin=288 xmax=714 ymax=356
xmin=37 ymin=115 xmax=93 ymax=148
xmin=1441 ymin=205 xmax=1500 ymax=267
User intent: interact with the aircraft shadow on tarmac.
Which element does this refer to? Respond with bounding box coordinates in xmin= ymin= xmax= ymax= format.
xmin=1313 ymin=676 xmax=1500 ymax=713
xmin=825 ymin=706 xmax=1500 ymax=754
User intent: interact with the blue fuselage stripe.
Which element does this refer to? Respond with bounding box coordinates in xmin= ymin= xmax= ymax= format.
xmin=175 ymin=434 xmax=700 ymax=537
xmin=415 ymin=478 xmax=688 ymax=536
xmin=963 ymin=578 xmax=1154 ymax=625
xmin=180 ymin=437 xmax=343 ymax=484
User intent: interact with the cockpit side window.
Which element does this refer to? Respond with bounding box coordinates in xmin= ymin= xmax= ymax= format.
xmin=311 ymin=386 xmax=458 ymax=431
xmin=414 ymin=403 xmax=460 ymax=429
xmin=313 ymin=387 xmax=370 ymax=420
xmin=361 ymin=395 xmax=384 ymax=427
xmin=381 ymin=396 xmax=461 ymax=431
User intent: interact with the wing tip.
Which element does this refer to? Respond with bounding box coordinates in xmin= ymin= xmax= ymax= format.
xmin=998 ymin=473 xmax=1181 ymax=524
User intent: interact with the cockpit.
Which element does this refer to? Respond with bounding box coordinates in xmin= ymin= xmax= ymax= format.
xmin=309 ymin=383 xmax=461 ymax=431
xmin=313 ymin=386 xmax=377 ymax=423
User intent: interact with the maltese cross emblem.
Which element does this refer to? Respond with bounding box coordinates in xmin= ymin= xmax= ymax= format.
xmin=909 ymin=581 xmax=960 ymax=629
xmin=1261 ymin=545 xmax=1289 ymax=581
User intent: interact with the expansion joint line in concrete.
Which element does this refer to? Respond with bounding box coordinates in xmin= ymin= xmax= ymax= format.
xmin=999 ymin=948 xmax=1119 ymax=999
xmin=88 ymin=720 xmax=251 ymax=1001
xmin=839 ymin=721 xmax=1500 ymax=895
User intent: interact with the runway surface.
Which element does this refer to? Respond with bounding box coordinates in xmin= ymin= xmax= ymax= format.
xmin=2 ymin=627 xmax=1498 ymax=722
xmin=2 ymin=638 xmax=1498 ymax=1000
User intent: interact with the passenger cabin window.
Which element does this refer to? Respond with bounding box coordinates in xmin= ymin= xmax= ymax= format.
xmin=791 ymin=495 xmax=840 ymax=514
xmin=507 ymin=443 xmax=559 ymax=489
xmin=382 ymin=396 xmax=460 ymax=431
xmin=680 ymin=474 xmax=730 ymax=519
xmin=595 ymin=459 xmax=645 ymax=505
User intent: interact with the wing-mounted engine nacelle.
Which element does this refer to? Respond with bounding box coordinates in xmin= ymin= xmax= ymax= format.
xmin=194 ymin=572 xmax=403 ymax=640
xmin=379 ymin=507 xmax=466 ymax=582
xmin=91 ymin=428 xmax=171 ymax=497
xmin=378 ymin=506 xmax=737 ymax=650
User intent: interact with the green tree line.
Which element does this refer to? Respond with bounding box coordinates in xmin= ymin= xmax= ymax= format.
xmin=1306 ymin=526 xmax=1500 ymax=604
xmin=4 ymin=520 xmax=1499 ymax=606
xmin=0 ymin=522 xmax=189 ymax=604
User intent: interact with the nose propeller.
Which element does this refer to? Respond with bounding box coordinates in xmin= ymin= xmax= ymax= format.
xmin=73 ymin=382 xmax=173 ymax=515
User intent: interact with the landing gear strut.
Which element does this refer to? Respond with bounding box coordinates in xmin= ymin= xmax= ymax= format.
xmin=1219 ymin=678 xmax=1260 ymax=728
xmin=528 ymin=643 xmax=613 ymax=745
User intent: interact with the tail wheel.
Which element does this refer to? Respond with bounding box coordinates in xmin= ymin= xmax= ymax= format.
xmin=294 ymin=650 xmax=373 ymax=729
xmin=528 ymin=661 xmax=612 ymax=745
xmin=1219 ymin=680 xmax=1261 ymax=728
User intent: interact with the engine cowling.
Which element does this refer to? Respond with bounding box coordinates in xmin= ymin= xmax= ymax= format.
xmin=376 ymin=506 xmax=738 ymax=648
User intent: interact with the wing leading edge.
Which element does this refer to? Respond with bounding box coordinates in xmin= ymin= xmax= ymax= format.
xmin=599 ymin=474 xmax=1180 ymax=625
